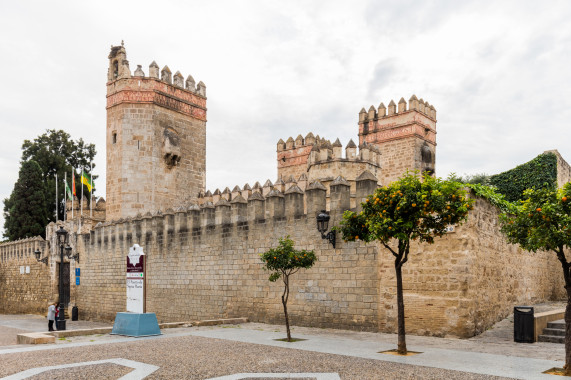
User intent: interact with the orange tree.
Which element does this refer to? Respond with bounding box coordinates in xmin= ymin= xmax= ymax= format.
xmin=338 ymin=173 xmax=473 ymax=354
xmin=260 ymin=236 xmax=317 ymax=342
xmin=500 ymin=183 xmax=571 ymax=372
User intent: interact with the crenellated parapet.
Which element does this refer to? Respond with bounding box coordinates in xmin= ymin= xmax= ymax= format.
xmin=359 ymin=95 xmax=436 ymax=147
xmin=65 ymin=196 xmax=106 ymax=222
xmin=276 ymin=133 xmax=320 ymax=180
xmin=197 ymin=175 xmax=311 ymax=206
xmin=106 ymin=43 xmax=207 ymax=121
xmin=358 ymin=95 xmax=437 ymax=183
xmin=0 ymin=236 xmax=46 ymax=263
xmin=90 ymin=172 xmax=379 ymax=252
xmin=90 ymin=172 xmax=377 ymax=249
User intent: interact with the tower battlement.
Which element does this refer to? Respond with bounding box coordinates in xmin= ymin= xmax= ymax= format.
xmin=276 ymin=95 xmax=437 ymax=188
xmin=106 ymin=43 xmax=207 ymax=221
xmin=358 ymin=95 xmax=436 ymax=147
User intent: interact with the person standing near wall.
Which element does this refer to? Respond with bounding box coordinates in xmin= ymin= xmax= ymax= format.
xmin=47 ymin=301 xmax=57 ymax=331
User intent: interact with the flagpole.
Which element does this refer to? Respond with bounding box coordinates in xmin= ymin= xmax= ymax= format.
xmin=55 ymin=173 xmax=58 ymax=221
xmin=80 ymin=168 xmax=83 ymax=233
xmin=64 ymin=172 xmax=67 ymax=222
xmin=71 ymin=169 xmax=74 ymax=220
xmin=90 ymin=162 xmax=93 ymax=218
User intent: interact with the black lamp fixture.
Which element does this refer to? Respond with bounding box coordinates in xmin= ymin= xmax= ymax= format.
xmin=34 ymin=249 xmax=48 ymax=265
xmin=55 ymin=225 xmax=68 ymax=331
xmin=316 ymin=210 xmax=336 ymax=248
xmin=65 ymin=245 xmax=79 ymax=263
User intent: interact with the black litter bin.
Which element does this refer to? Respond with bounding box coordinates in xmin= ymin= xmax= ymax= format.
xmin=514 ymin=306 xmax=534 ymax=343
xmin=72 ymin=306 xmax=78 ymax=321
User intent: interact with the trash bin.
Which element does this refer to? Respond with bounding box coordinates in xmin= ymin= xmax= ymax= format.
xmin=72 ymin=306 xmax=78 ymax=321
xmin=514 ymin=306 xmax=534 ymax=343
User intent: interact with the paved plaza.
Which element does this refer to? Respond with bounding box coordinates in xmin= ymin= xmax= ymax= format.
xmin=0 ymin=308 xmax=567 ymax=380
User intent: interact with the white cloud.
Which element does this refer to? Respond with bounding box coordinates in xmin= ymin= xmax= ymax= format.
xmin=1 ymin=0 xmax=571 ymax=236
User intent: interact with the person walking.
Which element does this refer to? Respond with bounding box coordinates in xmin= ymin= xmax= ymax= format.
xmin=47 ymin=301 xmax=57 ymax=331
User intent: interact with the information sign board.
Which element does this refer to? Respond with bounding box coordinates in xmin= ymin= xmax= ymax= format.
xmin=126 ymin=244 xmax=145 ymax=313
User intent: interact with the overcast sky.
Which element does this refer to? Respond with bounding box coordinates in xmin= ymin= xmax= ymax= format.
xmin=1 ymin=1 xmax=571 ymax=235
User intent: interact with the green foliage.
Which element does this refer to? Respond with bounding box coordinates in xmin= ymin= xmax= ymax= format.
xmin=500 ymin=183 xmax=571 ymax=253
xmin=338 ymin=172 xmax=474 ymax=355
xmin=465 ymin=183 xmax=518 ymax=214
xmin=447 ymin=172 xmax=491 ymax=186
xmin=260 ymin=236 xmax=317 ymax=281
xmin=3 ymin=161 xmax=48 ymax=240
xmin=17 ymin=129 xmax=96 ymax=222
xmin=490 ymin=153 xmax=557 ymax=202
xmin=339 ymin=172 xmax=474 ymax=245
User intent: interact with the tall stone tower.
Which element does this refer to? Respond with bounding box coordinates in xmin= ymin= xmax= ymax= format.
xmin=106 ymin=43 xmax=207 ymax=220
xmin=358 ymin=95 xmax=436 ymax=184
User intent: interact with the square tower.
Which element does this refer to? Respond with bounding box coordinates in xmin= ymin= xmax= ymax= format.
xmin=359 ymin=95 xmax=436 ymax=184
xmin=106 ymin=44 xmax=207 ymax=220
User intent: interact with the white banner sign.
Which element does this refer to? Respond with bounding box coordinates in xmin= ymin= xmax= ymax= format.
xmin=126 ymin=244 xmax=145 ymax=313
xmin=126 ymin=278 xmax=144 ymax=313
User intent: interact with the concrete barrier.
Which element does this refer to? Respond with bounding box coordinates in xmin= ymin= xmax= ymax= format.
xmin=17 ymin=333 xmax=55 ymax=345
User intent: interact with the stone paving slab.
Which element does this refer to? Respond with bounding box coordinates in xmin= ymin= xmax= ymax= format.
xmin=187 ymin=325 xmax=559 ymax=380
xmin=0 ymin=314 xmax=111 ymax=347
xmin=0 ymin=332 xmax=515 ymax=379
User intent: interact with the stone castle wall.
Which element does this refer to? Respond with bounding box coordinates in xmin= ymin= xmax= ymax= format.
xmin=0 ymin=238 xmax=53 ymax=314
xmin=58 ymin=184 xmax=564 ymax=337
xmin=377 ymin=196 xmax=564 ymax=337
xmin=0 ymin=184 xmax=565 ymax=337
xmin=547 ymin=150 xmax=571 ymax=188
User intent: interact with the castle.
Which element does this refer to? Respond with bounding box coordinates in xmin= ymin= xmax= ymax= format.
xmin=0 ymin=44 xmax=568 ymax=338
xmin=102 ymin=44 xmax=436 ymax=217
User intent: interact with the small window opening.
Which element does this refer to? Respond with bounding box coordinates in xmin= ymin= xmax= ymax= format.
xmin=113 ymin=61 xmax=119 ymax=79
xmin=137 ymin=140 xmax=140 ymax=150
xmin=112 ymin=132 xmax=117 ymax=144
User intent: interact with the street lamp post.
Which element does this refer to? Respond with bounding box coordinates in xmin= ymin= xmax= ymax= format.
xmin=55 ymin=226 xmax=68 ymax=331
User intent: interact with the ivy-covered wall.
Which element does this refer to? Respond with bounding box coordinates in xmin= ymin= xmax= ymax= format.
xmin=490 ymin=153 xmax=558 ymax=202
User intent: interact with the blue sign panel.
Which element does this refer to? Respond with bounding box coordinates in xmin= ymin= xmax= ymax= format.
xmin=75 ymin=268 xmax=80 ymax=276
xmin=76 ymin=277 xmax=80 ymax=285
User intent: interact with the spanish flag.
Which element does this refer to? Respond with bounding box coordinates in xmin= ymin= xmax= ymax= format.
xmin=81 ymin=170 xmax=93 ymax=193
xmin=72 ymin=171 xmax=76 ymax=196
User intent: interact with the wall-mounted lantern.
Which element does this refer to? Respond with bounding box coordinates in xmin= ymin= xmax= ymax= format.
xmin=316 ymin=210 xmax=336 ymax=248
xmin=65 ymin=245 xmax=79 ymax=263
xmin=34 ymin=249 xmax=48 ymax=265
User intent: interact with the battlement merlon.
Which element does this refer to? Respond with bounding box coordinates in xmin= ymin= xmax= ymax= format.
xmin=106 ymin=44 xmax=207 ymax=121
xmin=89 ymin=173 xmax=379 ymax=251
xmin=358 ymin=95 xmax=437 ymax=147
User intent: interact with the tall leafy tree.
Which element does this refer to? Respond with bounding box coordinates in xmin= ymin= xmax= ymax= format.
xmin=3 ymin=161 xmax=48 ymax=240
xmin=19 ymin=129 xmax=96 ymax=221
xmin=338 ymin=173 xmax=473 ymax=354
xmin=260 ymin=236 xmax=317 ymax=342
xmin=500 ymin=183 xmax=571 ymax=373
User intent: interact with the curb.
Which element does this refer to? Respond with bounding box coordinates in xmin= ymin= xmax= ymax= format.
xmin=16 ymin=317 xmax=249 ymax=344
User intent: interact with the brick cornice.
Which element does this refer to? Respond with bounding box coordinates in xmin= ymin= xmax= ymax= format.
xmin=106 ymin=78 xmax=207 ymax=121
xmin=359 ymin=122 xmax=437 ymax=145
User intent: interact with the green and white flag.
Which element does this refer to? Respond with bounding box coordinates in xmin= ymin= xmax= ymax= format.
xmin=65 ymin=180 xmax=72 ymax=199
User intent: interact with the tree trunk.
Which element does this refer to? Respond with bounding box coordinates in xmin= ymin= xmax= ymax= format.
xmin=565 ymin=294 xmax=571 ymax=376
xmin=556 ymin=247 xmax=571 ymax=374
xmin=282 ymin=275 xmax=291 ymax=342
xmin=395 ymin=262 xmax=407 ymax=355
xmin=565 ymin=289 xmax=571 ymax=375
